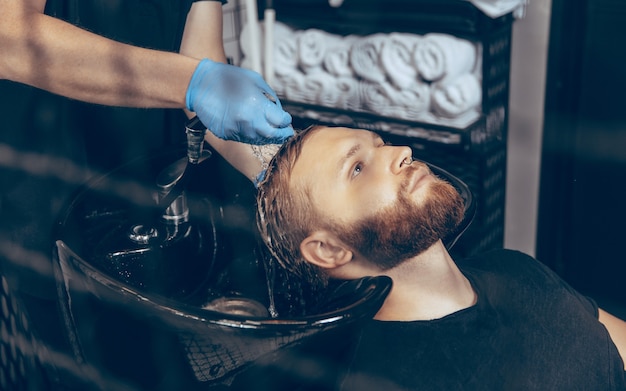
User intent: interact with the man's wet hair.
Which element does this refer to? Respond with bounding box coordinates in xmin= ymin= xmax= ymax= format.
xmin=256 ymin=125 xmax=330 ymax=291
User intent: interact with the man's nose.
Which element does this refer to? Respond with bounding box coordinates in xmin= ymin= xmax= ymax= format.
xmin=390 ymin=146 xmax=414 ymax=175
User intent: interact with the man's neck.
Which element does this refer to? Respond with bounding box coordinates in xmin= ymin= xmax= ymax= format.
xmin=373 ymin=240 xmax=476 ymax=321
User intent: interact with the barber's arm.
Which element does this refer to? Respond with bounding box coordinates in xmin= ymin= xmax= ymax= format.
xmin=179 ymin=1 xmax=228 ymax=63
xmin=203 ymin=131 xmax=281 ymax=184
xmin=180 ymin=1 xmax=284 ymax=182
xmin=0 ymin=0 xmax=197 ymax=108
xmin=0 ymin=0 xmax=292 ymax=145
xmin=599 ymin=308 xmax=626 ymax=370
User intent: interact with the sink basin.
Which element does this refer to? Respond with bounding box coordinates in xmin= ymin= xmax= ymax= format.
xmin=53 ymin=148 xmax=393 ymax=390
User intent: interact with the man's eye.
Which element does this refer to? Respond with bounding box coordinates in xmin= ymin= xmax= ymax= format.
xmin=352 ymin=163 xmax=363 ymax=178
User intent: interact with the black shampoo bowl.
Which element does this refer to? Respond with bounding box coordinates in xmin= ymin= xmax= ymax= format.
xmin=53 ymin=148 xmax=392 ymax=391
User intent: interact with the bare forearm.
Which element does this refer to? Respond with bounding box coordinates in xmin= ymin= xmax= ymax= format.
xmin=203 ymin=132 xmax=280 ymax=183
xmin=1 ymin=5 xmax=198 ymax=108
xmin=599 ymin=308 xmax=626 ymax=370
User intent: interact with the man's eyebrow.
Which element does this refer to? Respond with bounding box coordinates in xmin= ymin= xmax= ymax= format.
xmin=338 ymin=142 xmax=361 ymax=174
xmin=337 ymin=132 xmax=379 ymax=174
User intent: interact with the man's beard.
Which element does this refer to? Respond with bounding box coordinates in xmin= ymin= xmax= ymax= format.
xmin=335 ymin=172 xmax=465 ymax=270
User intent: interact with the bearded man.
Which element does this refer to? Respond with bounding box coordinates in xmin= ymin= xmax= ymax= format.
xmin=250 ymin=125 xmax=626 ymax=391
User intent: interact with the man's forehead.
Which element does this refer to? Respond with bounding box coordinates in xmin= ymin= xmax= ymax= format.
xmin=302 ymin=127 xmax=374 ymax=153
xmin=291 ymin=127 xmax=371 ymax=170
xmin=290 ymin=128 xmax=327 ymax=187
xmin=289 ymin=127 xmax=379 ymax=193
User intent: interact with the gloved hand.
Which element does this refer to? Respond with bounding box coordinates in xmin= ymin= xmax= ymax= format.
xmin=186 ymin=59 xmax=294 ymax=145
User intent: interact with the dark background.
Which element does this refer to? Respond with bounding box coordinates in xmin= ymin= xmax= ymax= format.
xmin=538 ymin=0 xmax=626 ymax=310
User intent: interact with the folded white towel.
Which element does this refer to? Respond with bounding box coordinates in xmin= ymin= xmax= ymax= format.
xmin=272 ymin=22 xmax=300 ymax=76
xmin=469 ymin=0 xmax=528 ymax=19
xmin=431 ymin=73 xmax=482 ymax=118
xmin=350 ymin=34 xmax=387 ymax=84
xmin=274 ymin=70 xmax=307 ymax=102
xmin=388 ymin=82 xmax=432 ymax=121
xmin=323 ymin=37 xmax=355 ymax=77
xmin=380 ymin=33 xmax=421 ymax=90
xmin=298 ymin=29 xmax=334 ymax=73
xmin=336 ymin=77 xmax=361 ymax=111
xmin=302 ymin=72 xmax=340 ymax=106
xmin=413 ymin=33 xmax=477 ymax=82
xmin=359 ymin=81 xmax=398 ymax=115
xmin=273 ymin=20 xmax=293 ymax=39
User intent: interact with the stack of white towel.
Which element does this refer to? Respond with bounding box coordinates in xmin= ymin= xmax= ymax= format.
xmin=240 ymin=22 xmax=482 ymax=125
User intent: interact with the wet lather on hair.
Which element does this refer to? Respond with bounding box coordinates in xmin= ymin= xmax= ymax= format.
xmin=257 ymin=126 xmax=328 ymax=289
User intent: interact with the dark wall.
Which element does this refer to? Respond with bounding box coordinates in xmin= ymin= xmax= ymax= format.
xmin=538 ymin=0 xmax=626 ymax=305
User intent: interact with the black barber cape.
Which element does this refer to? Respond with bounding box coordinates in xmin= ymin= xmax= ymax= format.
xmin=340 ymin=249 xmax=626 ymax=391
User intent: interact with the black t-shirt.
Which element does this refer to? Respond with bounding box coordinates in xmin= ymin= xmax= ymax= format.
xmin=340 ymin=249 xmax=626 ymax=391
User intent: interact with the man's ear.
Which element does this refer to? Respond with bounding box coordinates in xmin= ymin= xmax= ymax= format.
xmin=300 ymin=231 xmax=353 ymax=270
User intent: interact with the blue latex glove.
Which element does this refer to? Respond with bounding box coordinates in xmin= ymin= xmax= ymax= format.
xmin=186 ymin=59 xmax=294 ymax=145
